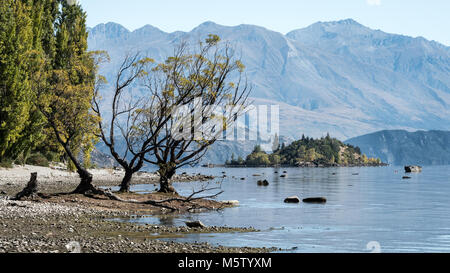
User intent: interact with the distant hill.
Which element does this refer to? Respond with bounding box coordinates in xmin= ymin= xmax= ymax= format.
xmin=345 ymin=130 xmax=450 ymax=166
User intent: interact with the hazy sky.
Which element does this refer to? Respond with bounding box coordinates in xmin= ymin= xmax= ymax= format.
xmin=79 ymin=0 xmax=450 ymax=46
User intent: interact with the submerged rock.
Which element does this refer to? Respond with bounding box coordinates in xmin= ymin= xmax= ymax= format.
xmin=284 ymin=196 xmax=300 ymax=203
xmin=303 ymin=197 xmax=327 ymax=204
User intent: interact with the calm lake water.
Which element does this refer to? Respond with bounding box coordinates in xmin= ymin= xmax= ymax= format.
xmin=117 ymin=166 xmax=450 ymax=253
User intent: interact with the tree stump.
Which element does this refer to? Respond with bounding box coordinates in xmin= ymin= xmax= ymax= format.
xmin=14 ymin=173 xmax=39 ymax=200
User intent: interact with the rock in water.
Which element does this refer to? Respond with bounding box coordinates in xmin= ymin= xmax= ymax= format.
xmin=185 ymin=221 xmax=206 ymax=228
xmin=223 ymin=200 xmax=240 ymax=206
xmin=303 ymin=197 xmax=327 ymax=204
xmin=405 ymin=166 xmax=422 ymax=173
xmin=284 ymin=196 xmax=300 ymax=203
xmin=402 ymin=176 xmax=412 ymax=179
xmin=257 ymin=180 xmax=270 ymax=186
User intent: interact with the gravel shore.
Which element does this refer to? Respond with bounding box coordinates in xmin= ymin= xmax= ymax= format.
xmin=0 ymin=199 xmax=271 ymax=253
xmin=0 ymin=164 xmax=214 ymax=194
xmin=0 ymin=165 xmax=272 ymax=253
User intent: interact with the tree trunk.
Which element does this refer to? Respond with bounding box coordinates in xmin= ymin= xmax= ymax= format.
xmin=14 ymin=172 xmax=38 ymax=200
xmin=72 ymin=169 xmax=95 ymax=194
xmin=119 ymin=168 xmax=133 ymax=193
xmin=158 ymin=165 xmax=177 ymax=194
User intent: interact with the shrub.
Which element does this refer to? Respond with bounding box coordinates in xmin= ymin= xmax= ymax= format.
xmin=26 ymin=153 xmax=49 ymax=167
xmin=14 ymin=153 xmax=26 ymax=165
xmin=0 ymin=158 xmax=13 ymax=168
xmin=43 ymin=151 xmax=60 ymax=162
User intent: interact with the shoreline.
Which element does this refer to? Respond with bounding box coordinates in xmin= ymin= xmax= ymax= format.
xmin=0 ymin=164 xmax=214 ymax=194
xmin=0 ymin=164 xmax=273 ymax=253
xmin=218 ymin=163 xmax=389 ymax=168
xmin=0 ymin=199 xmax=273 ymax=253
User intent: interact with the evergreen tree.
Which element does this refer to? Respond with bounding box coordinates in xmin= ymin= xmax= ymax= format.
xmin=0 ymin=0 xmax=59 ymax=162
xmin=0 ymin=0 xmax=34 ymax=161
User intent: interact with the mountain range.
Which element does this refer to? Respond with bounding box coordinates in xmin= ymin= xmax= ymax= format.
xmin=87 ymin=19 xmax=450 ymax=141
xmin=346 ymin=130 xmax=450 ymax=166
xmin=87 ymin=19 xmax=450 ymax=165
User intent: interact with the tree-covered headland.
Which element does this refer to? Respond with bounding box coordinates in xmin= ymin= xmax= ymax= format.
xmin=227 ymin=134 xmax=384 ymax=167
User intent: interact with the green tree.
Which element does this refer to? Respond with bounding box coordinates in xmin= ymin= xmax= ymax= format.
xmin=0 ymin=0 xmax=34 ymax=160
xmin=252 ymin=145 xmax=262 ymax=153
xmin=0 ymin=0 xmax=59 ymax=163
xmin=35 ymin=1 xmax=101 ymax=193
xmin=246 ymin=152 xmax=270 ymax=166
xmin=269 ymin=154 xmax=280 ymax=165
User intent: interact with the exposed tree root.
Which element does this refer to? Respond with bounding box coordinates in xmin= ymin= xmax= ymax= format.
xmin=14 ymin=173 xmax=224 ymax=213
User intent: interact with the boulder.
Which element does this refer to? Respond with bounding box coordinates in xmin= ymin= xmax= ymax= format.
xmin=303 ymin=197 xmax=327 ymax=204
xmin=284 ymin=196 xmax=300 ymax=203
xmin=405 ymin=166 xmax=422 ymax=173
xmin=185 ymin=221 xmax=206 ymax=228
xmin=257 ymin=180 xmax=270 ymax=186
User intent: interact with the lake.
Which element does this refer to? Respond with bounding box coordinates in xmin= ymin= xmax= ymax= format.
xmin=117 ymin=166 xmax=450 ymax=253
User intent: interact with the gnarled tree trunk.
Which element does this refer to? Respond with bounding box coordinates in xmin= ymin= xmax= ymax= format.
xmin=119 ymin=168 xmax=133 ymax=193
xmin=158 ymin=164 xmax=177 ymax=194
xmin=72 ymin=169 xmax=95 ymax=194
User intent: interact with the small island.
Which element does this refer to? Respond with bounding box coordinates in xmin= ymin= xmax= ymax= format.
xmin=226 ymin=134 xmax=386 ymax=167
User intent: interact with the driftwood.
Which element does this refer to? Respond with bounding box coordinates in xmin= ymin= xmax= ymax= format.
xmin=14 ymin=173 xmax=39 ymax=200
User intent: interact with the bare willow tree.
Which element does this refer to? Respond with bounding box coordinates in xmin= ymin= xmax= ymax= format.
xmin=92 ymin=53 xmax=156 ymax=192
xmin=142 ymin=35 xmax=251 ymax=194
xmin=92 ymin=52 xmax=207 ymax=192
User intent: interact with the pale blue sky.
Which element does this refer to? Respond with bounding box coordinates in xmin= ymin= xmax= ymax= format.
xmin=79 ymin=0 xmax=450 ymax=46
